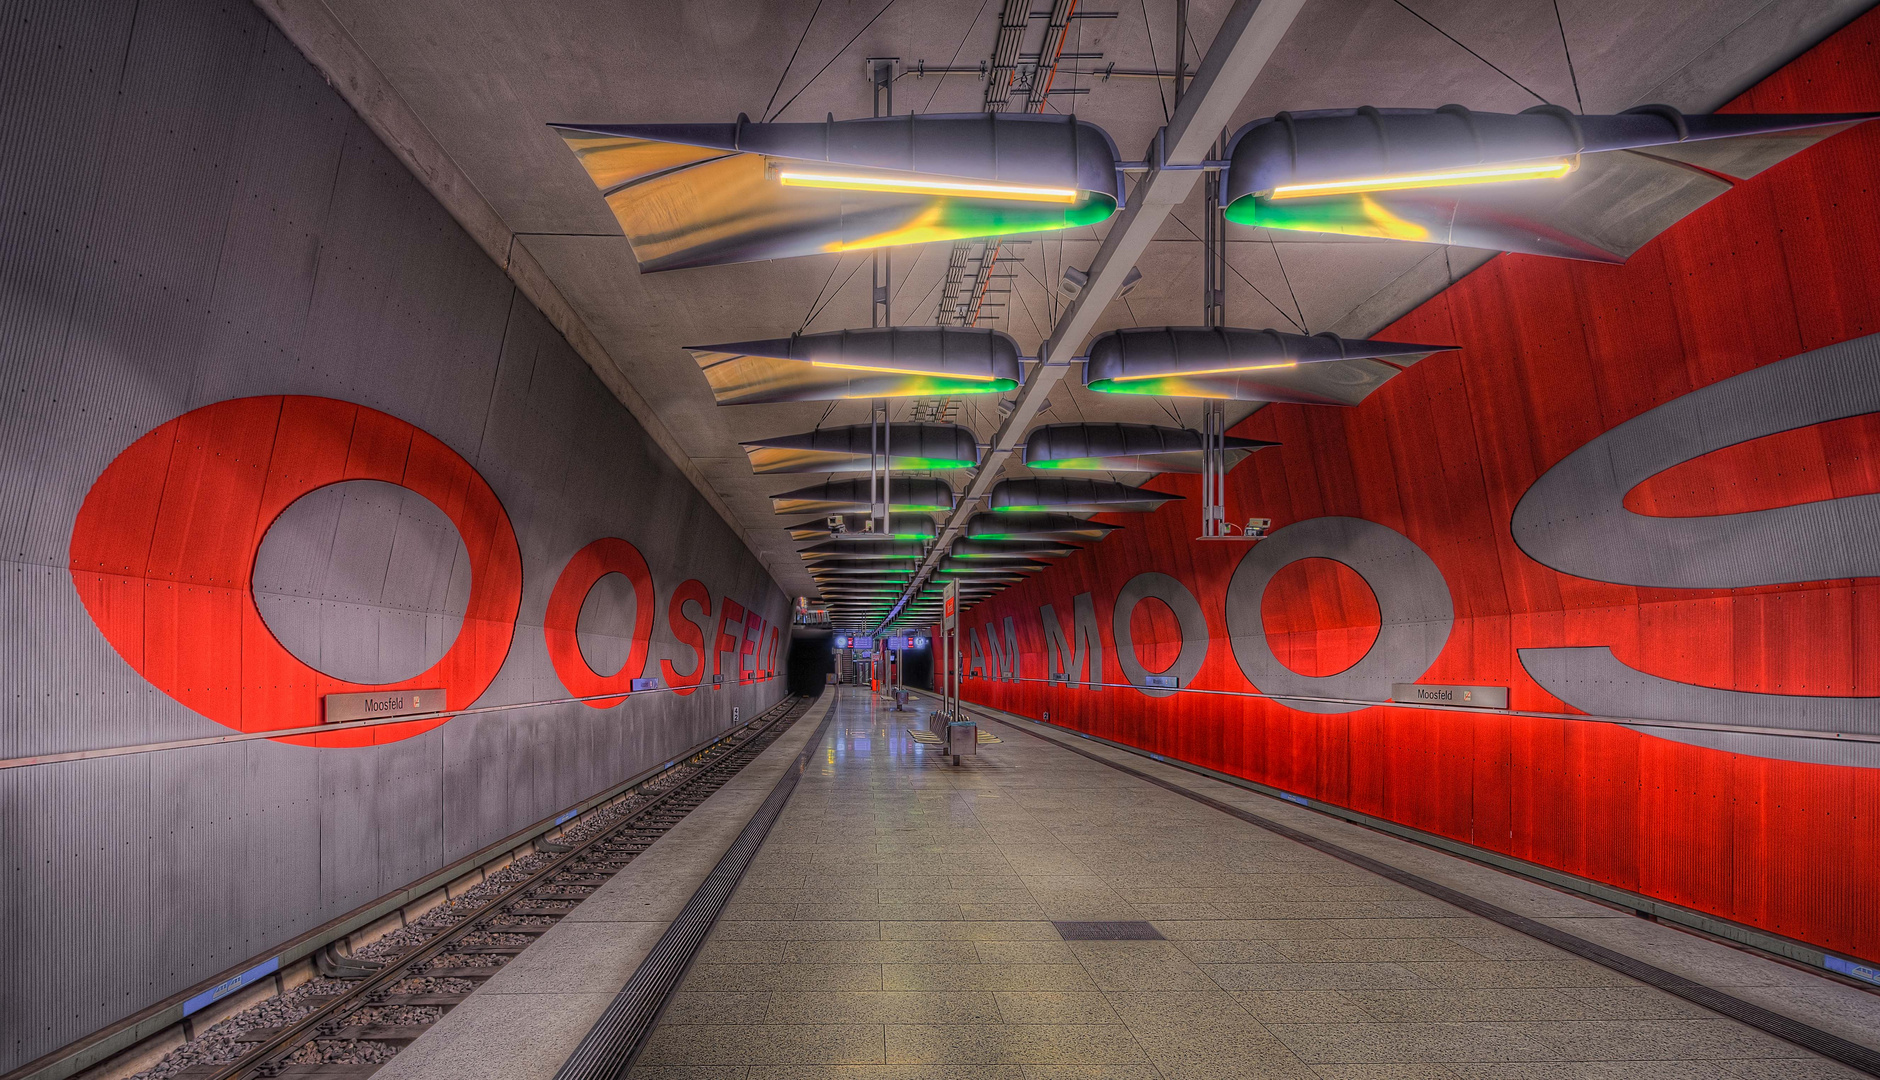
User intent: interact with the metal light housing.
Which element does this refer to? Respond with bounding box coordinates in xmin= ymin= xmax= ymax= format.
xmin=785 ymin=514 xmax=938 ymax=542
xmin=939 ymin=557 xmax=1048 ymax=575
xmin=950 ymin=539 xmax=1077 ymax=558
xmin=1083 ymin=327 xmax=1450 ymax=404
xmin=988 ymin=478 xmax=1182 ymax=514
xmin=770 ymin=477 xmax=954 ymax=515
xmin=743 ymin=423 xmax=979 ymax=473
xmin=1024 ymin=422 xmax=1279 ymax=472
xmin=1224 ymin=105 xmax=1877 ymax=262
xmin=550 ymin=113 xmax=1123 ymax=271
xmin=798 ymin=541 xmax=926 ymax=561
xmin=962 ymin=512 xmax=1120 ymax=541
xmin=692 ymin=327 xmax=1022 ymax=405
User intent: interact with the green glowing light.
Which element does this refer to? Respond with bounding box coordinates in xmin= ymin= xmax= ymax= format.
xmin=1087 ymin=375 xmax=1235 ymax=398
xmin=889 ymin=456 xmax=978 ymax=470
xmin=1028 ymin=457 xmax=1113 ymax=470
xmin=829 ymin=193 xmax=1118 ymax=254
xmin=1224 ymin=192 xmax=1433 ymax=242
xmin=849 ymin=376 xmax=1016 ymax=397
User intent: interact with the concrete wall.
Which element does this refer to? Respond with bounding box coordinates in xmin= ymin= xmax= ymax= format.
xmin=0 ymin=0 xmax=788 ymax=1069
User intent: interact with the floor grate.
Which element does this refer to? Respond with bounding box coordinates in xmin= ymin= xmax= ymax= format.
xmin=1052 ymin=921 xmax=1164 ymax=941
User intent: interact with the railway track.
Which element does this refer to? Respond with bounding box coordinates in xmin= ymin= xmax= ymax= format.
xmin=140 ymin=695 xmax=813 ymax=1080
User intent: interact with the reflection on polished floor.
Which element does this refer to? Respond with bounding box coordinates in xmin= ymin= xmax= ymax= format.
xmin=634 ymin=687 xmax=1865 ymax=1078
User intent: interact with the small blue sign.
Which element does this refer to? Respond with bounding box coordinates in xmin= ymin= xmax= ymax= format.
xmin=1143 ymin=675 xmax=1178 ymax=689
xmin=1278 ymin=792 xmax=1310 ymax=807
xmin=183 ymin=955 xmax=279 ymax=1017
xmin=555 ymin=808 xmax=578 ymax=825
xmin=1826 ymin=954 xmax=1880 ymax=986
xmin=630 ymin=677 xmax=660 ymax=692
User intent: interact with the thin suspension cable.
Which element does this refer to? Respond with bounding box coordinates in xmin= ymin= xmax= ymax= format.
xmin=1552 ymin=0 xmax=1584 ymax=113
xmin=1390 ymin=0 xmax=1549 ymax=104
xmin=804 ymin=256 xmax=871 ymax=329
xmin=1140 ymin=0 xmax=1170 ymax=122
xmin=762 ymin=0 xmax=826 ymax=121
xmin=1167 ymin=211 xmax=1303 ymax=331
xmin=1267 ymin=232 xmax=1307 ymax=332
xmin=799 ymin=254 xmax=847 ymax=331
xmin=922 ymin=0 xmax=994 ymax=112
xmin=769 ymin=0 xmax=904 ymax=121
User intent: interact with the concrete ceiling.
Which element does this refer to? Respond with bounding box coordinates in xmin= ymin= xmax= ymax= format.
xmin=261 ymin=0 xmax=1866 ymax=603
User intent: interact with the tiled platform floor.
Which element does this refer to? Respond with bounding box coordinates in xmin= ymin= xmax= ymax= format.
xmin=634 ymin=687 xmax=1868 ymax=1079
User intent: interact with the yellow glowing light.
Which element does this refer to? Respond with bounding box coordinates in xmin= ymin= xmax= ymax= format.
xmin=810 ymin=360 xmax=996 ymax=381
xmin=1110 ymin=360 xmax=1299 ymax=382
xmin=1268 ymin=159 xmax=1574 ymax=200
xmin=779 ymin=171 xmax=1078 ymax=204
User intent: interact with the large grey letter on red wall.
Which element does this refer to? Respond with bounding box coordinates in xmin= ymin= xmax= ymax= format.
xmin=1041 ymin=593 xmax=1102 ymax=690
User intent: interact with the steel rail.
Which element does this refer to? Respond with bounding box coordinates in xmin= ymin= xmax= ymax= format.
xmin=196 ymin=695 xmax=808 ymax=1080
xmin=874 ymin=0 xmax=1309 ymax=635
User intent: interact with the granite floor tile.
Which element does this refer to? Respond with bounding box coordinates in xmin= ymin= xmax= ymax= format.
xmin=993 ymin=992 xmax=1125 ymax=1025
xmin=884 ymin=1023 xmax=1150 ymax=1065
xmin=1067 ymin=941 xmax=1221 ymax=992
xmin=683 ymin=963 xmax=884 ymax=992
xmin=881 ymin=963 xmax=1099 ymax=992
xmin=763 ymin=991 xmax=1000 ymax=1024
xmin=637 ymin=1024 xmax=886 ymax=1066
xmin=1231 ymin=991 xmax=1377 ymax=1024
xmin=1203 ymin=962 xmax=1432 ymax=992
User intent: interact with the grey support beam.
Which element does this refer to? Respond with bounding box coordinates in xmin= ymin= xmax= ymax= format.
xmin=877 ymin=0 xmax=1309 ymax=632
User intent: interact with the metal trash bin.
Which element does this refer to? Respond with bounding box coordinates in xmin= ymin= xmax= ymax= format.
xmin=946 ymin=720 xmax=976 ymax=766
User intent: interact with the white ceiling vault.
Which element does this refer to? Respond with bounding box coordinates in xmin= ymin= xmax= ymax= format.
xmin=257 ymin=0 xmax=1867 ymax=601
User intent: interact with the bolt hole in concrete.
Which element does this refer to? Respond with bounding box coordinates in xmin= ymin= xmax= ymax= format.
xmin=1261 ymin=557 xmax=1381 ymax=677
xmin=576 ymin=571 xmax=640 ymax=677
xmin=252 ymin=479 xmax=470 ymax=683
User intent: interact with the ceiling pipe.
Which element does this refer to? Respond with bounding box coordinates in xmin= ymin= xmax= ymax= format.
xmin=873 ymin=0 xmax=1311 ymax=634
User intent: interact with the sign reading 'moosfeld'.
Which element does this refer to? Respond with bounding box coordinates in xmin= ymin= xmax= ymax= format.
xmin=324 ymin=689 xmax=447 ymax=724
xmin=1390 ymin=683 xmax=1509 ymax=709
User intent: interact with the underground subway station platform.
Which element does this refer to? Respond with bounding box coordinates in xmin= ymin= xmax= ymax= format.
xmin=6 ymin=0 xmax=1880 ymax=1077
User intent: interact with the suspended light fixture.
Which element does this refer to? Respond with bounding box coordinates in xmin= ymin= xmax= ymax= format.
xmin=798 ymin=541 xmax=926 ymax=561
xmin=810 ymin=563 xmax=917 ymax=577
xmin=1223 ymin=105 xmax=1877 ymax=262
xmin=1023 ymin=422 xmax=1279 ymax=472
xmin=692 ymin=327 xmax=1021 ymax=405
xmin=785 ymin=514 xmax=938 ymax=542
xmin=549 ymin=113 xmax=1123 ymax=271
xmin=743 ymin=423 xmax=979 ymax=473
xmin=1082 ymin=327 xmax=1450 ymax=404
xmin=950 ymin=539 xmax=1077 ymax=559
xmin=936 ymin=564 xmax=1052 ymax=579
xmin=988 ymin=478 xmax=1182 ymax=514
xmin=771 ymin=477 xmax=954 ymax=515
xmin=962 ymin=512 xmax=1120 ymax=542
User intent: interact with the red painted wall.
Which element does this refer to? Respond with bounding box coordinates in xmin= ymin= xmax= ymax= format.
xmin=954 ymin=12 xmax=1880 ymax=963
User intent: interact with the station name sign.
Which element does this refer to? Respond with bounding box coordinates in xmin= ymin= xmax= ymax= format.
xmin=324 ymin=688 xmax=447 ymax=724
xmin=1390 ymin=683 xmax=1508 ymax=709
